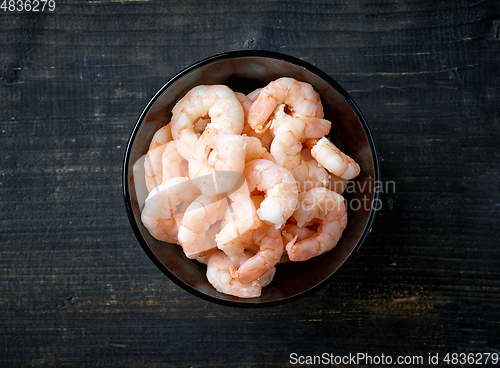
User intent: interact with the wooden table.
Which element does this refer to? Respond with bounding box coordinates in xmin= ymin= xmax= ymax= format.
xmin=1 ymin=1 xmax=499 ymax=366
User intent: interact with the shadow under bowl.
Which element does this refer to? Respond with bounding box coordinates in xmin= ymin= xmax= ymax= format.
xmin=123 ymin=50 xmax=380 ymax=307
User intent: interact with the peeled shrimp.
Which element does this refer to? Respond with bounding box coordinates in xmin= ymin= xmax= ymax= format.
xmin=270 ymin=106 xmax=331 ymax=190
xmin=238 ymin=91 xmax=274 ymax=151
xmin=140 ymin=79 xmax=358 ymax=299
xmin=189 ymin=129 xmax=246 ymax=196
xmin=216 ymin=181 xmax=261 ymax=258
xmin=281 ymin=223 xmax=315 ymax=263
xmin=149 ymin=124 xmax=172 ymax=150
xmin=244 ymin=159 xmax=299 ymax=229
xmin=230 ymin=223 xmax=285 ymax=284
xmin=244 ymin=135 xmax=274 ymax=162
xmin=247 ymin=77 xmax=324 ymax=133
xmin=141 ymin=177 xmax=201 ymax=243
xmin=206 ymin=250 xmax=275 ymax=298
xmin=144 ymin=143 xmax=167 ymax=192
xmin=170 ymin=85 xmax=244 ymax=161
xmin=178 ymin=194 xmax=228 ymax=259
xmin=235 ymin=92 xmax=252 ymax=116
xmin=216 ymin=193 xmax=264 ymax=255
xmin=246 ymin=88 xmax=262 ymax=102
xmin=286 ymin=187 xmax=347 ymax=261
xmin=161 ymin=141 xmax=188 ymax=183
xmin=311 ymin=137 xmax=360 ymax=180
xmin=282 ymin=224 xmax=316 ymax=243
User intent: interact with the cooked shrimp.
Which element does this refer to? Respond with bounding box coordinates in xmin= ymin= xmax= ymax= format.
xmin=270 ymin=107 xmax=332 ymax=190
xmin=194 ymin=248 xmax=218 ymax=265
xmin=247 ymin=77 xmax=324 ymax=133
xmin=280 ymin=223 xmax=315 ymax=263
xmin=144 ymin=143 xmax=167 ymax=192
xmin=244 ymin=135 xmax=274 ymax=162
xmin=149 ymin=124 xmax=172 ymax=150
xmin=216 ymin=181 xmax=261 ymax=259
xmin=189 ymin=129 xmax=246 ymax=196
xmin=238 ymin=91 xmax=274 ymax=151
xmin=242 ymin=121 xmax=274 ymax=151
xmin=286 ymin=187 xmax=347 ymax=261
xmin=161 ymin=141 xmax=188 ymax=183
xmin=206 ymin=250 xmax=275 ymax=298
xmin=235 ymin=92 xmax=252 ymax=116
xmin=230 ymin=223 xmax=284 ymax=284
xmin=247 ymin=88 xmax=262 ymax=101
xmin=282 ymin=224 xmax=316 ymax=243
xmin=244 ymin=159 xmax=299 ymax=229
xmin=141 ymin=177 xmax=201 ymax=243
xmin=178 ymin=193 xmax=229 ymax=259
xmin=170 ymin=85 xmax=244 ymax=161
xmin=311 ymin=137 xmax=360 ymax=180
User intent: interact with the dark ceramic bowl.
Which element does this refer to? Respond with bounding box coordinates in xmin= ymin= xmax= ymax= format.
xmin=123 ymin=50 xmax=380 ymax=307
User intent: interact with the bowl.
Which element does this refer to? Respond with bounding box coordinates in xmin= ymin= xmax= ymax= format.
xmin=123 ymin=50 xmax=380 ymax=307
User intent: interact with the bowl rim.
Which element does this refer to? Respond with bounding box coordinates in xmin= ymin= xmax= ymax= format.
xmin=122 ymin=50 xmax=381 ymax=308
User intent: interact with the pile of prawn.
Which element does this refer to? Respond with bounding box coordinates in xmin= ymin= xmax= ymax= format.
xmin=140 ymin=77 xmax=360 ymax=298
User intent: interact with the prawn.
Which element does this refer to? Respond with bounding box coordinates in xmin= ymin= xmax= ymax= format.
xmin=141 ymin=177 xmax=201 ymax=243
xmin=243 ymin=135 xmax=274 ymax=163
xmin=286 ymin=187 xmax=347 ymax=262
xmin=161 ymin=141 xmax=188 ymax=183
xmin=144 ymin=143 xmax=167 ymax=192
xmin=230 ymin=223 xmax=285 ymax=284
xmin=170 ymin=85 xmax=244 ymax=161
xmin=270 ymin=105 xmax=332 ymax=191
xmin=149 ymin=124 xmax=172 ymax=150
xmin=237 ymin=91 xmax=274 ymax=151
xmin=246 ymin=88 xmax=262 ymax=102
xmin=189 ymin=129 xmax=246 ymax=196
xmin=244 ymin=159 xmax=299 ymax=229
xmin=247 ymin=77 xmax=324 ymax=133
xmin=280 ymin=223 xmax=315 ymax=263
xmin=216 ymin=181 xmax=261 ymax=259
xmin=282 ymin=223 xmax=316 ymax=243
xmin=178 ymin=193 xmax=228 ymax=259
xmin=206 ymin=250 xmax=276 ymax=298
xmin=310 ymin=137 xmax=360 ymax=180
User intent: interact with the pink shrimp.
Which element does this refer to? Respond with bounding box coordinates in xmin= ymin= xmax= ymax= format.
xmin=244 ymin=159 xmax=299 ymax=229
xmin=243 ymin=135 xmax=274 ymax=163
xmin=144 ymin=143 xmax=167 ymax=192
xmin=247 ymin=77 xmax=324 ymax=133
xmin=170 ymin=85 xmax=244 ymax=161
xmin=237 ymin=91 xmax=274 ymax=151
xmin=177 ymin=193 xmax=229 ymax=259
xmin=161 ymin=140 xmax=188 ymax=183
xmin=286 ymin=187 xmax=347 ymax=262
xmin=229 ymin=223 xmax=285 ymax=284
xmin=270 ymin=105 xmax=332 ymax=191
xmin=141 ymin=177 xmax=201 ymax=243
xmin=149 ymin=124 xmax=172 ymax=150
xmin=311 ymin=137 xmax=360 ymax=180
xmin=189 ymin=129 xmax=246 ymax=196
xmin=216 ymin=181 xmax=261 ymax=257
xmin=206 ymin=250 xmax=276 ymax=298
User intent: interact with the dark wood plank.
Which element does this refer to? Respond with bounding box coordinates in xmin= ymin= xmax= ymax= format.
xmin=1 ymin=0 xmax=499 ymax=366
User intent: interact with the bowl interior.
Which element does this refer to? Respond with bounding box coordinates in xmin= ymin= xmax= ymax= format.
xmin=124 ymin=51 xmax=379 ymax=306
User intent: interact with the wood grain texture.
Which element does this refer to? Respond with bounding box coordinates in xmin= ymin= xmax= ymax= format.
xmin=1 ymin=0 xmax=499 ymax=366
